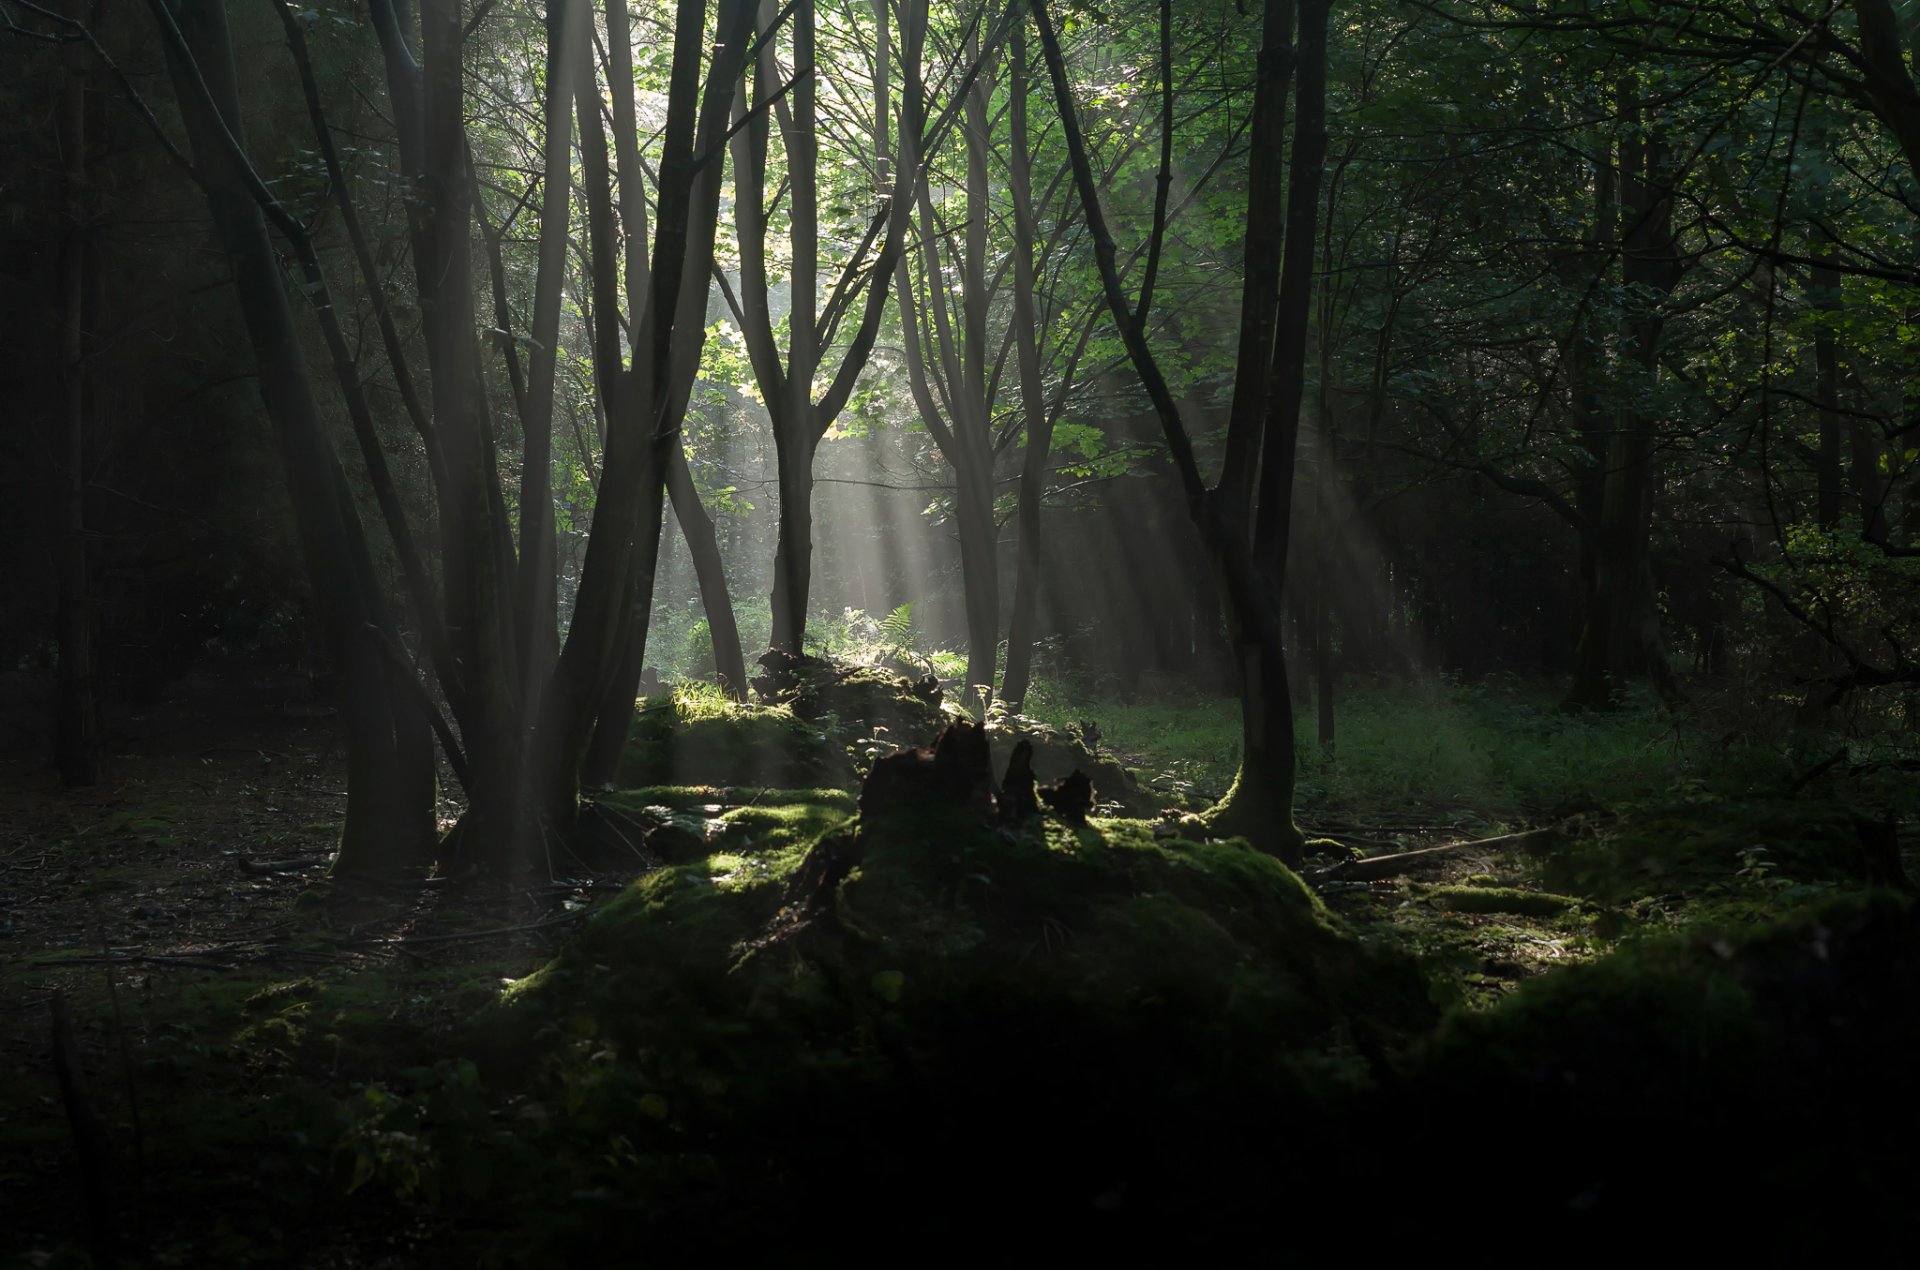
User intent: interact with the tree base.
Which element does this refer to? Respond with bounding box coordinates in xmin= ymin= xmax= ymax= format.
xmin=1193 ymin=766 xmax=1306 ymax=868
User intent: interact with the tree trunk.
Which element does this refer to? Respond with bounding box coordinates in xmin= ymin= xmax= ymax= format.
xmin=769 ymin=428 xmax=816 ymax=655
xmin=160 ymin=0 xmax=432 ymax=874
xmin=1565 ymin=105 xmax=1681 ymax=710
xmin=580 ymin=475 xmax=669 ymax=789
xmin=757 ymin=0 xmax=932 ymax=655
xmin=413 ymin=0 xmax=523 ymax=864
xmin=540 ymin=0 xmax=755 ymax=817
xmin=515 ymin=0 xmax=584 ymax=734
xmin=1030 ymin=0 xmax=1322 ymax=866
xmin=954 ymin=451 xmax=1000 ymax=713
xmin=667 ymin=444 xmax=747 ymax=694
xmin=1812 ymin=255 xmax=1844 ymax=528
xmin=54 ymin=6 xmax=101 ymax=788
xmin=999 ymin=28 xmax=1051 ymax=711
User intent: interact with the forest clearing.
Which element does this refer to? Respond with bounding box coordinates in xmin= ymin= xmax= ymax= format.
xmin=3 ymin=0 xmax=1919 ymax=1262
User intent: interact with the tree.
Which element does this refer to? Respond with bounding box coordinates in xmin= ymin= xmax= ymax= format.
xmin=724 ymin=0 xmax=991 ymax=660
xmin=52 ymin=0 xmax=101 ymax=787
xmin=1034 ymin=0 xmax=1333 ymax=864
xmin=133 ymin=0 xmax=759 ymax=875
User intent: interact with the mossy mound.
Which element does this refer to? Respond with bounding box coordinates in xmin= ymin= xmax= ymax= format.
xmin=594 ymin=787 xmax=856 ymax=864
xmin=752 ymin=651 xmax=948 ymax=744
xmin=1401 ymin=891 xmax=1920 ymax=1256
xmin=484 ymin=805 xmax=1434 ymax=1251
xmin=611 ymin=688 xmax=856 ymax=790
xmin=1538 ymin=795 xmax=1900 ymax=904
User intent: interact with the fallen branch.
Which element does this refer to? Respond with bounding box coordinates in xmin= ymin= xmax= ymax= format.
xmin=346 ymin=910 xmax=587 ymax=948
xmin=38 ymin=952 xmax=243 ymax=969
xmin=1788 ymin=746 xmax=1849 ymax=792
xmin=1310 ymin=824 xmax=1568 ymax=884
xmin=237 ymin=855 xmax=332 ymax=876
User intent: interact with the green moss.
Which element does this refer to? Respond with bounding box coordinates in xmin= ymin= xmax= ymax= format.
xmin=1416 ymin=890 xmax=1919 ymax=1115
xmin=461 ymin=804 xmax=1440 ymax=1254
xmin=1539 ymin=796 xmax=1880 ymax=905
xmin=613 ymin=690 xmax=855 ymax=790
xmin=764 ymin=662 xmax=949 ymax=741
xmin=1427 ymin=885 xmax=1580 ymax=916
xmin=603 ymin=785 xmax=855 ymax=812
xmin=494 ymin=803 xmax=1430 ymax=1108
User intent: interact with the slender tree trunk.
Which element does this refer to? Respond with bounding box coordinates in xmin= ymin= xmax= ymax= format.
xmin=1566 ymin=104 xmax=1681 ymax=710
xmin=54 ymin=5 xmax=101 ymax=787
xmin=1812 ymin=256 xmax=1844 ymax=528
xmin=1031 ymin=0 xmax=1323 ymax=865
xmin=769 ymin=429 xmax=817 ymax=654
xmin=761 ymin=0 xmax=931 ymax=654
xmin=1000 ymin=18 xmax=1049 ymax=711
xmin=667 ymin=446 xmax=748 ymax=693
xmin=414 ymin=0 xmax=523 ymax=862
xmin=1203 ymin=0 xmax=1330 ymax=859
xmin=160 ymin=0 xmax=432 ymax=873
xmin=542 ymin=0 xmax=754 ymax=814
xmin=516 ymin=0 xmax=583 ymax=731
xmin=580 ymin=483 xmax=669 ymax=788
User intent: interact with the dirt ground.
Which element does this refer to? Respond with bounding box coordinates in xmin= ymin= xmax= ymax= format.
xmin=0 ymin=669 xmax=620 ymax=1265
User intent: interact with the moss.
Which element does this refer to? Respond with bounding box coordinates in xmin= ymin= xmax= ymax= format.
xmin=763 ymin=660 xmax=949 ymax=740
xmin=595 ymin=790 xmax=856 ymax=864
xmin=1399 ymin=892 xmax=1920 ymax=1252
xmin=602 ymin=785 xmax=855 ymax=812
xmin=613 ymin=691 xmax=855 ymax=790
xmin=1427 ymin=885 xmax=1580 ymax=916
xmin=478 ymin=803 xmax=1435 ymax=1245
xmin=1539 ymin=796 xmax=1879 ymax=905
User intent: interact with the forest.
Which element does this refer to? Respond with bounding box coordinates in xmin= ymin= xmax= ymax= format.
xmin=1 ymin=0 xmax=1917 ymax=1262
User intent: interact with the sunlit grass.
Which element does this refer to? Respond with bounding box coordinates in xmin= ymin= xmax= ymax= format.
xmin=1022 ymin=673 xmax=1809 ymax=822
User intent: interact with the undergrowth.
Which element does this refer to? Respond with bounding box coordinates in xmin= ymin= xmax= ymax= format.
xmin=1019 ymin=673 xmax=1913 ymax=822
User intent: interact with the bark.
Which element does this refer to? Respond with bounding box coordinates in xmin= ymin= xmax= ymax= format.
xmin=1030 ymin=0 xmax=1323 ymax=865
xmin=157 ymin=0 xmax=433 ymax=873
xmin=54 ymin=4 xmax=101 ymax=788
xmin=999 ymin=16 xmax=1049 ymax=712
xmin=413 ymin=0 xmax=522 ymax=862
xmin=580 ymin=484 xmax=667 ymax=789
xmin=897 ymin=18 xmax=999 ymax=713
xmin=543 ymin=0 xmax=755 ymax=816
xmin=1217 ymin=0 xmax=1295 ymax=526
xmin=667 ymin=446 xmax=748 ymax=694
xmin=515 ymin=0 xmax=584 ymax=724
xmin=1564 ymin=143 xmax=1614 ymax=653
xmin=1812 ymin=253 xmax=1844 ymax=528
xmin=1566 ymin=101 xmax=1682 ymax=711
xmin=752 ymin=0 xmax=952 ymax=655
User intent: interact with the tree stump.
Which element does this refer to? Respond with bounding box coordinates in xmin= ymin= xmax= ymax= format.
xmin=1040 ymin=770 xmax=1095 ymax=826
xmin=999 ymin=739 xmax=1040 ymax=826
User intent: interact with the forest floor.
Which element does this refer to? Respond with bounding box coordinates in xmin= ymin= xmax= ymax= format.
xmin=2 ymin=666 xmax=1915 ymax=1264
xmin=0 ymin=671 xmax=623 ymax=1265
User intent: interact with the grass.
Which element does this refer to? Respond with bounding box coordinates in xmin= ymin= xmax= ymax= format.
xmin=1019 ymin=674 xmax=1828 ymax=821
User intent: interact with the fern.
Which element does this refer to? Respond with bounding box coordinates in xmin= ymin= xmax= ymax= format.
xmin=880 ymin=602 xmax=915 ymax=647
